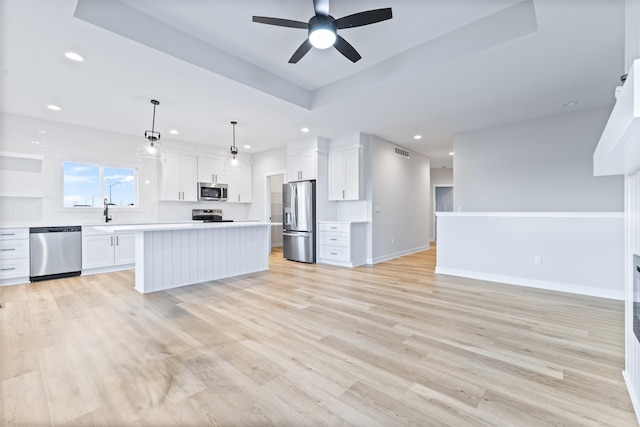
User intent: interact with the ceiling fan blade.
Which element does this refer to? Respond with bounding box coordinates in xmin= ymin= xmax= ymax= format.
xmin=289 ymin=39 xmax=313 ymax=63
xmin=252 ymin=16 xmax=308 ymax=29
xmin=335 ymin=8 xmax=393 ymax=29
xmin=334 ymin=35 xmax=361 ymax=63
xmin=313 ymin=0 xmax=329 ymax=16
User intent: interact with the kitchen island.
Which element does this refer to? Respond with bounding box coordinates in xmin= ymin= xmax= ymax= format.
xmin=94 ymin=222 xmax=271 ymax=294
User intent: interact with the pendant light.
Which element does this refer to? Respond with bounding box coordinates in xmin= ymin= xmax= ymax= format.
xmin=136 ymin=99 xmax=162 ymax=162
xmin=225 ymin=120 xmax=241 ymax=171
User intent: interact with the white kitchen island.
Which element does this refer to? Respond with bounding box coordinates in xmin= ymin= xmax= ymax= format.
xmin=94 ymin=222 xmax=271 ymax=294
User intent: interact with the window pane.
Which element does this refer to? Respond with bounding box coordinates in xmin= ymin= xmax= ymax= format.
xmin=104 ymin=166 xmax=136 ymax=206
xmin=63 ymin=161 xmax=100 ymax=207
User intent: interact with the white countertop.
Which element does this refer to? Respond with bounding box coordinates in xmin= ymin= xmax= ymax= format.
xmin=92 ymin=221 xmax=271 ymax=233
xmin=0 ymin=219 xmax=262 ymax=230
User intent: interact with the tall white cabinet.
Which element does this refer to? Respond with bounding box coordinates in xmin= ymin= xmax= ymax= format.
xmin=328 ymin=147 xmax=361 ymax=201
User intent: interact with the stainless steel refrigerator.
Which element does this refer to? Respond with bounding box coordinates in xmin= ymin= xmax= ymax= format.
xmin=283 ymin=180 xmax=316 ymax=263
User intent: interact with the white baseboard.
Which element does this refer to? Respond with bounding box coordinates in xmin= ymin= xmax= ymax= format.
xmin=434 ymin=266 xmax=624 ymax=300
xmin=81 ymin=264 xmax=134 ymax=276
xmin=372 ymin=245 xmax=431 ymax=265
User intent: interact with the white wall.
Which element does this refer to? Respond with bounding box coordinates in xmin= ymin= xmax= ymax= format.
xmin=430 ymin=167 xmax=454 ymax=241
xmin=0 ymin=113 xmax=250 ymax=225
xmin=370 ymin=135 xmax=431 ymax=263
xmin=626 ymin=0 xmax=640 ymax=71
xmin=247 ymin=146 xmax=286 ymax=222
xmin=454 ymin=107 xmax=624 ymax=212
xmin=436 ymin=212 xmax=625 ymax=299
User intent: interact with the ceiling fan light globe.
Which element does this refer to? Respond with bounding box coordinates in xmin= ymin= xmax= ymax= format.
xmin=309 ymin=28 xmax=336 ymax=49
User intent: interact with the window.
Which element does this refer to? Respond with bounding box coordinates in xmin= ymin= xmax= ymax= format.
xmin=63 ymin=161 xmax=137 ymax=208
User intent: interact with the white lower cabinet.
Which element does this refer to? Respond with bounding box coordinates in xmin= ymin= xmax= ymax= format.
xmin=318 ymin=221 xmax=367 ymax=267
xmin=0 ymin=228 xmax=30 ymax=285
xmin=82 ymin=232 xmax=135 ymax=272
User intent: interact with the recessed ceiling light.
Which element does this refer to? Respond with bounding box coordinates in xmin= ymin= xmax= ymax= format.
xmin=413 ymin=135 xmax=422 ymax=140
xmin=449 ymin=152 xmax=454 ymax=156
xmin=169 ymin=129 xmax=179 ymax=135
xmin=31 ymin=140 xmax=40 ymax=145
xmin=37 ymin=130 xmax=47 ymax=134
xmin=47 ymin=104 xmax=61 ymax=111
xmin=301 ymin=127 xmax=310 ymax=133
xmin=64 ymin=51 xmax=84 ymax=62
xmin=563 ymin=101 xmax=578 ymax=107
xmin=244 ymin=145 xmax=251 ymax=149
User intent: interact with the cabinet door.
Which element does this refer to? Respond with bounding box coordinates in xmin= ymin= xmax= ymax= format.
xmin=227 ymin=165 xmax=252 ymax=203
xmin=197 ymin=157 xmax=227 ymax=183
xmin=82 ymin=234 xmax=115 ymax=269
xmin=114 ymin=233 xmax=136 ymax=265
xmin=160 ymin=153 xmax=182 ymax=201
xmin=287 ymin=152 xmax=316 ymax=182
xmin=328 ymin=151 xmax=345 ymax=201
xmin=181 ymin=155 xmax=198 ymax=201
xmin=343 ymin=148 xmax=361 ymax=200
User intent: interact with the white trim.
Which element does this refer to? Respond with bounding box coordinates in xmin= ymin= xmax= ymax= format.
xmin=372 ymin=245 xmax=431 ymax=264
xmin=434 ymin=267 xmax=625 ymax=300
xmin=81 ymin=265 xmax=134 ymax=276
xmin=432 ymin=184 xmax=454 ymax=242
xmin=436 ymin=212 xmax=624 ymax=218
xmin=0 ymin=277 xmax=30 ymax=287
xmin=263 ymin=169 xmax=286 ymax=223
xmin=624 ymin=370 xmax=640 ymax=425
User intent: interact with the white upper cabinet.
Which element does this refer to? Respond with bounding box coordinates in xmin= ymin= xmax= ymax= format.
xmin=287 ymin=151 xmax=317 ymax=182
xmin=160 ymin=153 xmax=198 ymax=201
xmin=197 ymin=156 xmax=227 ymax=183
xmin=227 ymin=164 xmax=252 ymax=203
xmin=328 ymin=147 xmax=361 ymax=201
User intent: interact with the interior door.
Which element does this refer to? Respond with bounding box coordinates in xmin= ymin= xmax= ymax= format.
xmin=435 ymin=186 xmax=453 ymax=241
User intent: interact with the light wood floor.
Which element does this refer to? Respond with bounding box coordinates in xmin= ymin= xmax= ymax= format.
xmin=1 ymin=247 xmax=637 ymax=426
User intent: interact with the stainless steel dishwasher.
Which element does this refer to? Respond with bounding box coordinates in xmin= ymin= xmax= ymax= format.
xmin=30 ymin=226 xmax=82 ymax=282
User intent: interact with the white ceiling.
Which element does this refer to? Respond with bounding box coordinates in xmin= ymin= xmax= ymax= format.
xmin=1 ymin=0 xmax=625 ymax=168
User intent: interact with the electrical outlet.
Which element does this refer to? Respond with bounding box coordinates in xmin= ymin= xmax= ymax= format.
xmin=534 ymin=255 xmax=542 ymax=265
xmin=391 ymin=238 xmax=395 ymax=245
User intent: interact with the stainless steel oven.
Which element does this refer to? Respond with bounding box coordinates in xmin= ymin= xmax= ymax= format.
xmin=197 ymin=182 xmax=228 ymax=201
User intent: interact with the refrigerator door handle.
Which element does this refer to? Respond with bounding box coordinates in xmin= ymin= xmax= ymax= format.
xmin=293 ymin=185 xmax=298 ymax=230
xmin=283 ymin=231 xmax=309 ymax=237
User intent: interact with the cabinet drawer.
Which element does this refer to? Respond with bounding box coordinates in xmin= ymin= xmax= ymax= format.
xmin=319 ymin=223 xmax=350 ymax=233
xmin=319 ymin=232 xmax=350 ymax=248
xmin=0 ymin=229 xmax=29 ymax=240
xmin=0 ymin=239 xmax=29 ymax=260
xmin=0 ymin=258 xmax=29 ymax=279
xmin=319 ymin=245 xmax=350 ymax=262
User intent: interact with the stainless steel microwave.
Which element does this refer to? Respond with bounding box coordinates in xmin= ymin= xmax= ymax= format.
xmin=197 ymin=182 xmax=228 ymax=201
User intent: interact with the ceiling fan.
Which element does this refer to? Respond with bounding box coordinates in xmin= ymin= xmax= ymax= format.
xmin=252 ymin=0 xmax=392 ymax=64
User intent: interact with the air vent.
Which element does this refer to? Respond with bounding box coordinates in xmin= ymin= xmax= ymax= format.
xmin=394 ymin=146 xmax=410 ymax=159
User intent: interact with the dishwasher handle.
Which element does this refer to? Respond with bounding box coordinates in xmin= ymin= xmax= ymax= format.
xmin=30 ymin=226 xmax=82 ymax=233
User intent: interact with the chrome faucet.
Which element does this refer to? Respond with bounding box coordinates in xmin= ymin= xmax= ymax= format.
xmin=103 ymin=198 xmax=112 ymax=223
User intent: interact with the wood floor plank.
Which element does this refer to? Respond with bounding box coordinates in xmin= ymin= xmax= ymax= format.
xmin=0 ymin=246 xmax=636 ymax=425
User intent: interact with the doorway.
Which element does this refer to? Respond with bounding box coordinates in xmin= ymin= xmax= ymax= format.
xmin=434 ymin=186 xmax=453 ymax=241
xmin=266 ymin=172 xmax=285 ymax=249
